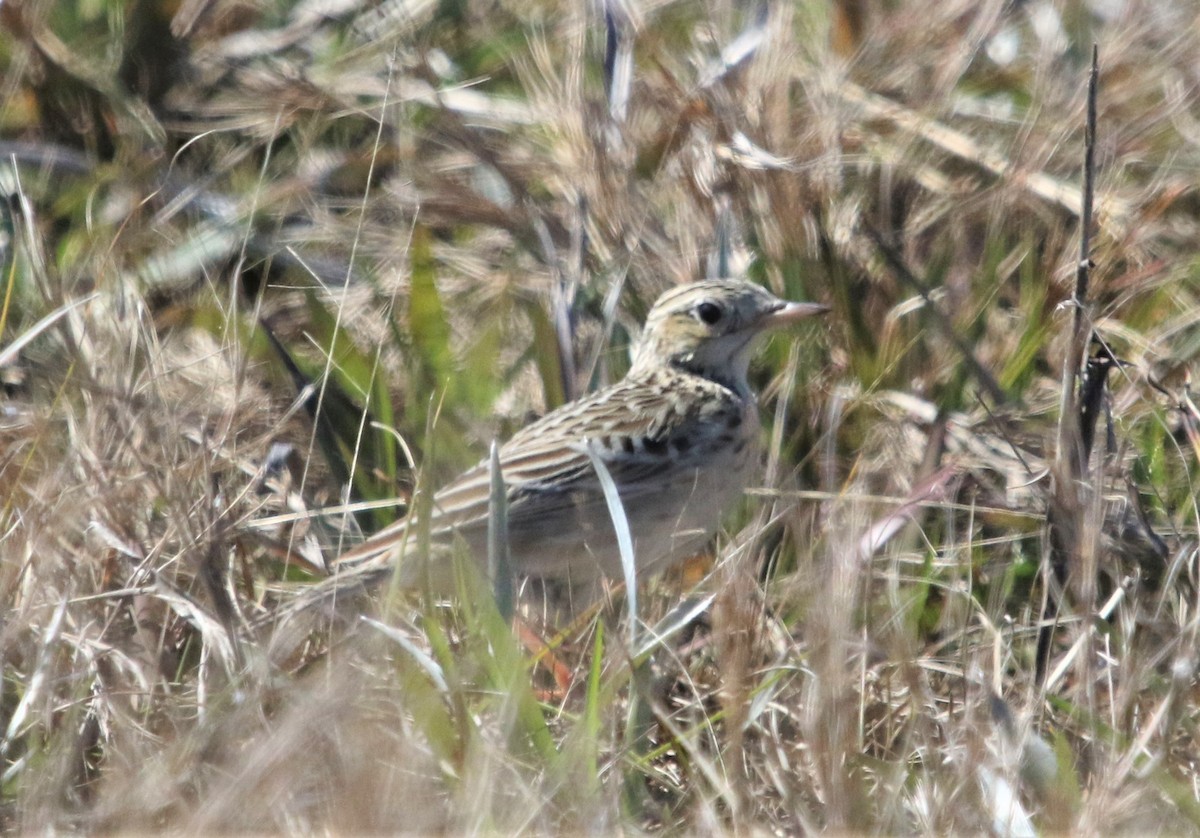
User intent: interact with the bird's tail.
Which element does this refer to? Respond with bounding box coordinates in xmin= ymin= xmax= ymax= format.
xmin=256 ymin=522 xmax=458 ymax=665
xmin=332 ymin=515 xmax=417 ymax=569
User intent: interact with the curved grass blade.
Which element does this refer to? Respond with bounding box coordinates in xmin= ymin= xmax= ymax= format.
xmin=581 ymin=439 xmax=638 ymax=648
xmin=487 ymin=440 xmax=514 ymax=623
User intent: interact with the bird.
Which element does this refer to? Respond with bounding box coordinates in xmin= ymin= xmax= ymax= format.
xmin=268 ymin=279 xmax=827 ymax=643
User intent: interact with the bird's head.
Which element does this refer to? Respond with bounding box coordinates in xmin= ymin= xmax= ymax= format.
xmin=630 ymin=279 xmax=829 ymax=393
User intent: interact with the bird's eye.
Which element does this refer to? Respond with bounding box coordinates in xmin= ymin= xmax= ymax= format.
xmin=695 ymin=301 xmax=723 ymax=325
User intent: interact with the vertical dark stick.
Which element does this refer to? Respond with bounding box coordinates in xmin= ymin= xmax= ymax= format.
xmin=1074 ymin=46 xmax=1107 ymax=468
xmin=1076 ymin=45 xmax=1098 ymax=328
xmin=1059 ymin=44 xmax=1099 ymax=471
xmin=1038 ymin=45 xmax=1100 ymax=686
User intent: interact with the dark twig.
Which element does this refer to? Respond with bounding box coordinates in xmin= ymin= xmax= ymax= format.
xmin=1059 ymin=44 xmax=1101 ymax=473
xmin=1039 ymin=45 xmax=1101 ymax=686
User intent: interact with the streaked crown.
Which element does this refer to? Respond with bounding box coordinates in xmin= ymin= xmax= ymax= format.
xmin=630 ymin=279 xmax=827 ymax=393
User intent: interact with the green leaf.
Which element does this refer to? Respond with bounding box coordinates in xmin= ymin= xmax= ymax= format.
xmin=408 ymin=226 xmax=455 ymax=399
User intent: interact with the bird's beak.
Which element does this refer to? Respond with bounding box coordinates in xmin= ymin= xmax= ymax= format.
xmin=761 ymin=301 xmax=831 ymax=330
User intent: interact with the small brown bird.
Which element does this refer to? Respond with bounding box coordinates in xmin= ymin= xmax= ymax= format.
xmin=338 ymin=280 xmax=825 ymax=588
xmin=273 ymin=279 xmax=826 ymax=636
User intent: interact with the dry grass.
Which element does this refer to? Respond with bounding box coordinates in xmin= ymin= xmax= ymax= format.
xmin=4 ymin=0 xmax=1200 ymax=831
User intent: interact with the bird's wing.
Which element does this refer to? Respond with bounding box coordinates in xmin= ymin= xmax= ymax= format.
xmin=429 ymin=376 xmax=706 ymax=533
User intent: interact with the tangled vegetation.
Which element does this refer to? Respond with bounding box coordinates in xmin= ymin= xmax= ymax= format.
xmin=3 ymin=0 xmax=1200 ymax=831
